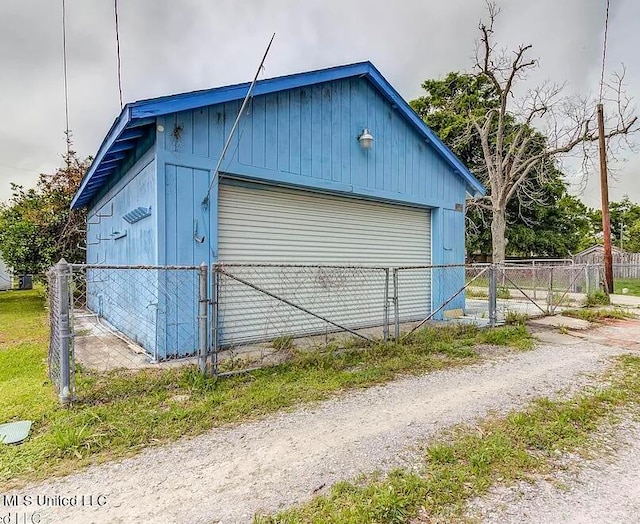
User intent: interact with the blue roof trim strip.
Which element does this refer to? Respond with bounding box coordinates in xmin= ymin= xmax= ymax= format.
xmin=71 ymin=61 xmax=485 ymax=209
xmin=71 ymin=106 xmax=132 ymax=208
xmin=129 ymin=62 xmax=373 ymax=119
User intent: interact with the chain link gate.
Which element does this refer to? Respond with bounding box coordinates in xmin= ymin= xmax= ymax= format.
xmin=209 ymin=263 xmax=391 ymax=373
xmin=495 ymin=263 xmax=603 ymax=316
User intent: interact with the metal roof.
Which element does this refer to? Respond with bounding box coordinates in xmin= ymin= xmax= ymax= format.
xmin=71 ymin=61 xmax=485 ymax=209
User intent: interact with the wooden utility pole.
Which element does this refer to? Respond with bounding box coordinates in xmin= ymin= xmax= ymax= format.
xmin=597 ymin=103 xmax=614 ymax=293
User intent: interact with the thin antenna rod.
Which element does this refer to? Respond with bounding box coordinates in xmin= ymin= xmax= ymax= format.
xmin=202 ymin=33 xmax=276 ymax=207
xmin=599 ymin=0 xmax=610 ymax=102
xmin=114 ymin=0 xmax=123 ymax=109
xmin=61 ymin=0 xmax=71 ymax=166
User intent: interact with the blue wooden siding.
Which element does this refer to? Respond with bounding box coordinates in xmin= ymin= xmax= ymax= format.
xmin=87 ymin=150 xmax=157 ymax=266
xmin=158 ymin=163 xmax=215 ymax=358
xmin=434 ymin=207 xmax=467 ymax=313
xmin=163 ymin=164 xmax=214 ymax=266
xmin=156 ymin=76 xmax=467 ymax=213
xmin=86 ymin=150 xmax=159 ymax=355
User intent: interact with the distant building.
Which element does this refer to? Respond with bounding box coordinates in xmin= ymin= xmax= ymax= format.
xmin=573 ymin=245 xmax=625 ymax=265
xmin=0 ymin=257 xmax=11 ymax=291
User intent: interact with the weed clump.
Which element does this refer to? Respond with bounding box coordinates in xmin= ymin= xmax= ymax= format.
xmin=585 ymin=290 xmax=611 ymax=307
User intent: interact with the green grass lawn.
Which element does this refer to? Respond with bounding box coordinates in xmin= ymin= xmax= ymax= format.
xmin=0 ymin=289 xmax=532 ymax=489
xmin=0 ymin=289 xmax=58 ymax=428
xmin=257 ymin=354 xmax=640 ymax=523
xmin=614 ymin=278 xmax=640 ymax=296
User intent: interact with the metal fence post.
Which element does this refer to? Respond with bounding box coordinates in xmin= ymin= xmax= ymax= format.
xmin=546 ymin=266 xmax=554 ymax=314
xmin=488 ymin=264 xmax=497 ymax=328
xmin=393 ymin=268 xmax=400 ymax=342
xmin=198 ymin=263 xmax=208 ymax=373
xmin=57 ymin=259 xmax=72 ymax=406
xmin=532 ymin=260 xmax=537 ymax=300
xmin=585 ymin=263 xmax=591 ymax=295
xmin=382 ymin=269 xmax=389 ymax=342
xmin=211 ymin=265 xmax=219 ymax=376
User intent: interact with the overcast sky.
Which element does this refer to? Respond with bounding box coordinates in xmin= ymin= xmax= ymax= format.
xmin=0 ymin=0 xmax=638 ymax=208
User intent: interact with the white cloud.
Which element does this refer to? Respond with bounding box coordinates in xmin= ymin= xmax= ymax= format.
xmin=0 ymin=0 xmax=637 ymax=207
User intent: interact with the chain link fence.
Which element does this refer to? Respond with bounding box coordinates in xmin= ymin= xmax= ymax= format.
xmin=495 ymin=264 xmax=602 ymax=316
xmin=70 ymin=264 xmax=203 ymax=362
xmin=392 ymin=264 xmax=482 ymax=338
xmin=48 ymin=259 xmax=627 ymax=402
xmin=48 ymin=261 xmax=207 ymax=403
xmin=215 ymin=264 xmax=390 ymax=356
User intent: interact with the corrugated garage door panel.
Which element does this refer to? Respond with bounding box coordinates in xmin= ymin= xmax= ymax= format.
xmin=217 ymin=183 xmax=431 ymax=344
xmin=219 ymin=184 xmax=430 ymax=265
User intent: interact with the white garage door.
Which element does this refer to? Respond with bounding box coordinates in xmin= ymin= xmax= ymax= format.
xmin=217 ymin=182 xmax=431 ymax=344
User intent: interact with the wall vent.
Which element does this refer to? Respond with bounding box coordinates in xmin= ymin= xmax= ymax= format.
xmin=123 ymin=206 xmax=152 ymax=224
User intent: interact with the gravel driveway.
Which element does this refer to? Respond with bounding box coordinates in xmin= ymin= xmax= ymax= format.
xmin=6 ymin=336 xmax=635 ymax=524
xmin=466 ymin=420 xmax=640 ymax=524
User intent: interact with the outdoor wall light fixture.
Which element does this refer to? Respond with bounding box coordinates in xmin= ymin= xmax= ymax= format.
xmin=358 ymin=128 xmax=374 ymax=149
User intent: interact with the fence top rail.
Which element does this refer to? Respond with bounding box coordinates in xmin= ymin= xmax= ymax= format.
xmin=502 ymin=258 xmax=574 ymax=265
xmin=499 ymin=262 xmax=593 ymax=269
xmin=214 ymin=263 xmax=389 ymax=270
xmin=395 ymin=264 xmax=473 ymax=270
xmin=69 ymin=264 xmax=202 ymax=270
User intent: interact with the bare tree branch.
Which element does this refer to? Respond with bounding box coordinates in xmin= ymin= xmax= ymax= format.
xmin=467 ymin=2 xmax=638 ymax=261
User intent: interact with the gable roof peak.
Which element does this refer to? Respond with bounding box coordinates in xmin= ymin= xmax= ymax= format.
xmin=71 ymin=61 xmax=485 ymax=209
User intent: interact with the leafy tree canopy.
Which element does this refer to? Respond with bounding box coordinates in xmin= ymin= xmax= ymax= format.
xmin=0 ymin=150 xmax=90 ymax=274
xmin=411 ymin=72 xmax=594 ymax=258
xmin=588 ymin=195 xmax=640 ymax=252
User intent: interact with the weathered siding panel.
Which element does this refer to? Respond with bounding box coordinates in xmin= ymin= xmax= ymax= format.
xmin=87 ymin=152 xmax=157 ymax=266
xmin=438 ymin=207 xmax=467 ymax=312
xmin=85 ymin=152 xmax=158 ymax=354
xmin=157 ymin=163 xmax=215 ymax=358
xmin=159 ymin=77 xmax=467 ymax=209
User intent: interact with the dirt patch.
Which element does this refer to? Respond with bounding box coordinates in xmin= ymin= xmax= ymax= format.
xmin=574 ymin=318 xmax=640 ymax=351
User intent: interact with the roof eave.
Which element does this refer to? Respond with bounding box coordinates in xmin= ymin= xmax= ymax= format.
xmin=71 ymin=105 xmax=133 ymax=209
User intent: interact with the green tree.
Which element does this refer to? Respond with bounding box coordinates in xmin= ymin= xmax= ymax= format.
xmin=413 ymin=3 xmax=637 ymax=262
xmin=626 ymin=218 xmax=640 ymax=253
xmin=588 ymin=196 xmax=640 ymax=252
xmin=411 ymin=72 xmax=592 ymax=258
xmin=0 ymin=150 xmax=90 ymax=274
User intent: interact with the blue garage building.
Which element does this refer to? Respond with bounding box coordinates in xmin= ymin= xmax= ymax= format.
xmin=71 ymin=61 xmax=484 ymax=360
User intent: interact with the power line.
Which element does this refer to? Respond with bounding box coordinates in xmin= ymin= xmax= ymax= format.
xmin=61 ymin=0 xmax=71 ymax=167
xmin=114 ymin=0 xmax=123 ymax=109
xmin=598 ymin=0 xmax=611 ymax=102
